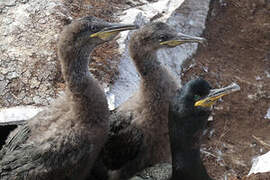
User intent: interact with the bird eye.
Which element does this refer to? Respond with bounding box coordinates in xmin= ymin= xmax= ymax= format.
xmin=159 ymin=34 xmax=168 ymax=42
xmin=194 ymin=95 xmax=201 ymax=101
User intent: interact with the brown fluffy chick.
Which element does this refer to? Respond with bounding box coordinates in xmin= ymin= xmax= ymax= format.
xmin=104 ymin=22 xmax=205 ymax=179
xmin=0 ymin=16 xmax=137 ymax=180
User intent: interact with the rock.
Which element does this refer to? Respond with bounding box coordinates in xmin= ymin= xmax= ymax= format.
xmin=6 ymin=72 xmax=19 ymax=80
xmin=0 ymin=0 xmax=16 ymax=7
xmin=30 ymin=77 xmax=40 ymax=89
xmin=0 ymin=80 xmax=8 ymax=95
xmin=33 ymin=96 xmax=42 ymax=104
xmin=0 ymin=0 xmax=70 ymax=107
xmin=0 ymin=74 xmax=4 ymax=81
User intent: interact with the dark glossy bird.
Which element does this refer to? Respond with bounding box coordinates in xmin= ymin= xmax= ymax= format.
xmin=129 ymin=78 xmax=239 ymax=180
xmin=103 ymin=22 xmax=206 ymax=179
xmin=0 ymin=16 xmax=137 ymax=180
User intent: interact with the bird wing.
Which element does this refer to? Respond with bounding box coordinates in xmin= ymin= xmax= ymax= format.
xmin=0 ymin=121 xmax=26 ymax=153
xmin=102 ymin=119 xmax=144 ymax=170
xmin=0 ymin=112 xmax=94 ymax=180
xmin=102 ymin=92 xmax=144 ymax=170
xmin=0 ymin=124 xmax=30 ymax=156
xmin=0 ymin=134 xmax=93 ymax=180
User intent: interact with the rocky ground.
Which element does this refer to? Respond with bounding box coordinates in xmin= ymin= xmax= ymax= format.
xmin=181 ymin=0 xmax=270 ymax=179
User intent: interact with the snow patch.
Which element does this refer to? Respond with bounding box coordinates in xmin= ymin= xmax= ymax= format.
xmin=104 ymin=87 xmax=115 ymax=110
xmin=248 ymin=151 xmax=270 ymax=175
xmin=265 ymin=107 xmax=270 ymax=119
xmin=265 ymin=71 xmax=270 ymax=78
xmin=0 ymin=106 xmax=43 ymax=123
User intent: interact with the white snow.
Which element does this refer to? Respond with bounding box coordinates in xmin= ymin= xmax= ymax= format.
xmin=0 ymin=106 xmax=42 ymax=123
xmin=265 ymin=107 xmax=270 ymax=119
xmin=265 ymin=71 xmax=270 ymax=78
xmin=104 ymin=87 xmax=115 ymax=110
xmin=248 ymin=151 xmax=270 ymax=175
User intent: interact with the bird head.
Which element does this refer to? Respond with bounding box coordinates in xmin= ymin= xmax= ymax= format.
xmin=194 ymin=82 xmax=240 ymax=108
xmin=58 ymin=16 xmax=138 ymax=52
xmin=169 ymin=78 xmax=240 ymax=141
xmin=129 ymin=22 xmax=205 ymax=53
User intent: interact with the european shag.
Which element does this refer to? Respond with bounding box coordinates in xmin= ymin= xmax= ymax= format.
xmin=0 ymin=16 xmax=137 ymax=180
xmin=103 ymin=22 xmax=206 ymax=179
xmin=129 ymin=78 xmax=240 ymax=180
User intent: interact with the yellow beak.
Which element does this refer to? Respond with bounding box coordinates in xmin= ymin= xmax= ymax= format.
xmin=90 ymin=24 xmax=138 ymax=40
xmin=160 ymin=32 xmax=206 ymax=47
xmin=194 ymin=83 xmax=241 ymax=108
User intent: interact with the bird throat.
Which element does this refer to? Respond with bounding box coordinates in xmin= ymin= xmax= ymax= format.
xmin=133 ymin=51 xmax=161 ymax=79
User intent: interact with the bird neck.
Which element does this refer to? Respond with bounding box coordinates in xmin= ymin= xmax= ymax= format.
xmin=61 ymin=44 xmax=97 ymax=94
xmin=59 ymin=43 xmax=109 ymax=124
xmin=132 ymin=49 xmax=178 ymax=97
xmin=168 ymin=114 xmax=212 ymax=180
xmin=132 ymin=50 xmax=162 ymax=81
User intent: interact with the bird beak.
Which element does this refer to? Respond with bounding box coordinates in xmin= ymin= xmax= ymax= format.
xmin=160 ymin=32 xmax=206 ymax=47
xmin=90 ymin=24 xmax=139 ymax=40
xmin=194 ymin=83 xmax=241 ymax=108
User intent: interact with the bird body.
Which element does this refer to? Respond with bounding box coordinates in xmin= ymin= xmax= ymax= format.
xmin=116 ymin=63 xmax=178 ymax=160
xmin=128 ymin=78 xmax=213 ymax=180
xmin=129 ymin=79 xmax=239 ymax=180
xmin=105 ymin=22 xmax=205 ymax=179
xmin=0 ymin=16 xmax=137 ymax=180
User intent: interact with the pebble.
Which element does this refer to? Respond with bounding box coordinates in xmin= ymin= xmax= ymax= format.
xmin=0 ymin=80 xmax=8 ymax=95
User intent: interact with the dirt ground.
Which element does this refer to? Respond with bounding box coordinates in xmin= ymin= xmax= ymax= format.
xmin=181 ymin=0 xmax=270 ymax=179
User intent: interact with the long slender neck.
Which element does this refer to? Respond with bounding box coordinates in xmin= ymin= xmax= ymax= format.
xmin=132 ymin=49 xmax=162 ymax=82
xmin=168 ymin=111 xmax=212 ymax=180
xmin=59 ymin=42 xmax=108 ymax=124
xmin=61 ymin=44 xmax=95 ymax=92
xmin=131 ymin=46 xmax=178 ymax=96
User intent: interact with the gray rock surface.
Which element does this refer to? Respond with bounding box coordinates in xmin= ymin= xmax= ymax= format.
xmin=0 ymin=0 xmax=71 ymax=107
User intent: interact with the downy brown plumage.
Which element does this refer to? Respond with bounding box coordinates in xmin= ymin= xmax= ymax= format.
xmin=104 ymin=22 xmax=205 ymax=179
xmin=0 ymin=16 xmax=137 ymax=180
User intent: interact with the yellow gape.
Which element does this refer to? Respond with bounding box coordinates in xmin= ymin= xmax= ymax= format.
xmin=90 ymin=31 xmax=119 ymax=41
xmin=160 ymin=40 xmax=183 ymax=47
xmin=90 ymin=25 xmax=138 ymax=41
xmin=195 ymin=94 xmax=227 ymax=108
xmin=194 ymin=83 xmax=240 ymax=108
